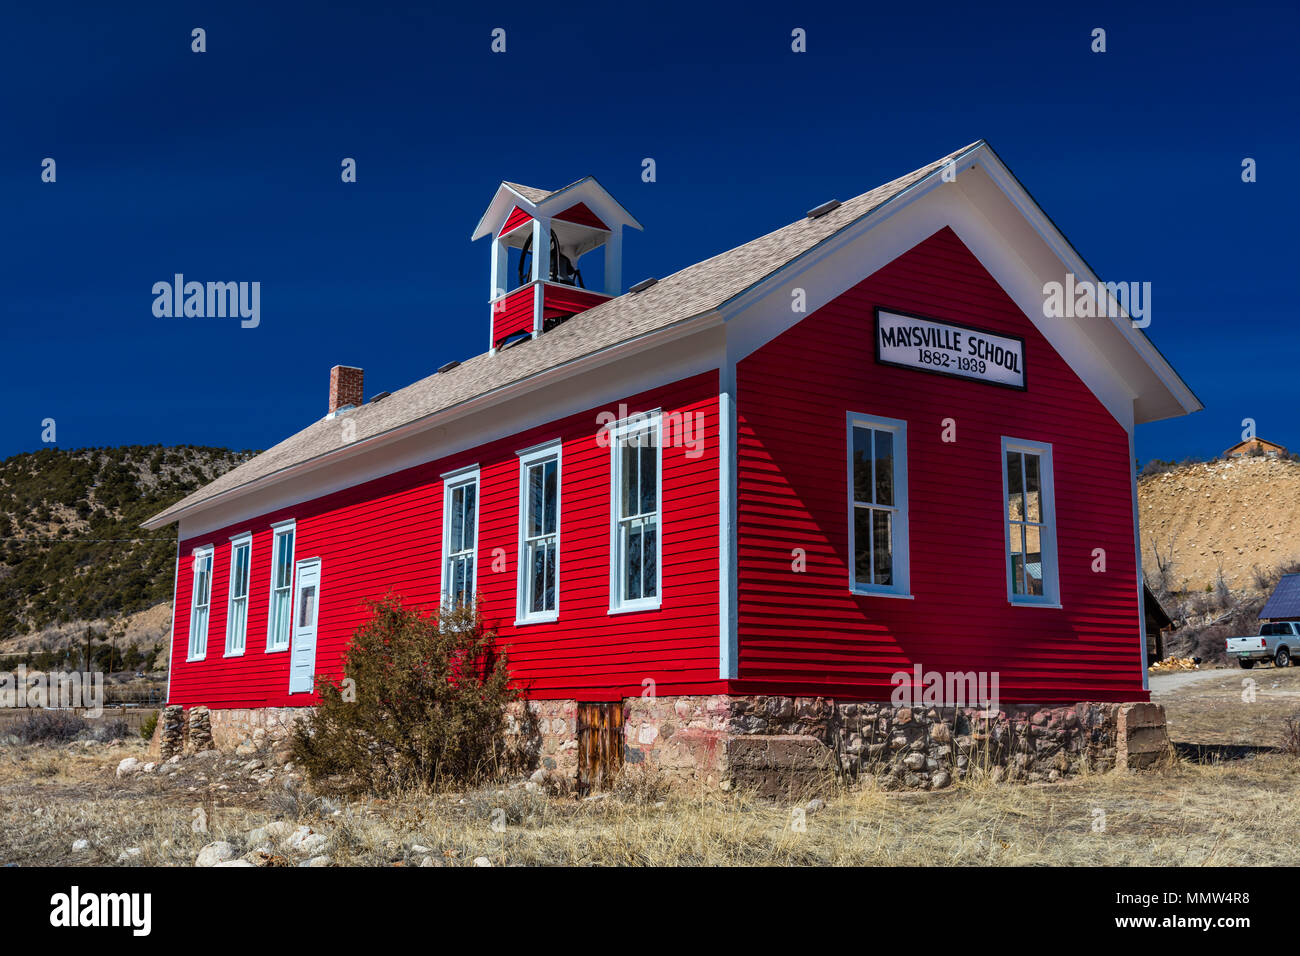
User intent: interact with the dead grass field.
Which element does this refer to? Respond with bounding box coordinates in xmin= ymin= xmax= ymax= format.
xmin=1 ymin=739 xmax=1298 ymax=867
xmin=3 ymin=669 xmax=1298 ymax=867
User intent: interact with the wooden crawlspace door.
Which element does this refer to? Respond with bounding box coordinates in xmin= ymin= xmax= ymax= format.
xmin=576 ymin=701 xmax=624 ymax=795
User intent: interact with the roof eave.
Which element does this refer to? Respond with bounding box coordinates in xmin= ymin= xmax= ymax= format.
xmin=141 ymin=307 xmax=725 ymax=531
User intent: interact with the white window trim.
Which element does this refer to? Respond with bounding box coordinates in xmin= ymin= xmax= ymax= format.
xmin=187 ymin=545 xmax=214 ymax=662
xmin=515 ymin=440 xmax=562 ymax=625
xmin=440 ymin=464 xmax=481 ymax=611
xmin=224 ymin=533 xmax=252 ymax=657
xmin=846 ymin=412 xmax=912 ymax=599
xmin=1001 ymin=436 xmax=1061 ymax=607
xmin=265 ymin=519 xmax=296 ymax=653
xmin=608 ymin=410 xmax=663 ymax=614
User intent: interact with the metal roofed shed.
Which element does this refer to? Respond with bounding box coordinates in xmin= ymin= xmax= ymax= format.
xmin=1260 ymin=573 xmax=1300 ymax=620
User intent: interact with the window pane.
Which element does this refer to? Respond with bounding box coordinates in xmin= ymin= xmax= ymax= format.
xmin=625 ymin=524 xmax=643 ymax=600
xmin=1008 ymin=522 xmax=1026 ymax=594
xmin=298 ymin=585 xmax=316 ymax=628
xmin=642 ymin=520 xmax=658 ymax=598
xmin=639 ymin=444 xmax=656 ymax=516
xmin=1006 ymin=452 xmax=1024 ymax=521
xmin=272 ymin=589 xmax=290 ymax=645
xmin=528 ymin=464 xmax=544 ymax=537
xmin=276 ymin=532 xmax=294 ymax=588
xmin=621 ymin=444 xmax=638 ymax=518
xmin=543 ymin=459 xmax=558 ymax=535
xmin=450 ymin=486 xmax=465 ymax=551
xmin=873 ymin=429 xmax=893 ymax=507
xmin=462 ymin=484 xmax=477 ymax=542
xmin=1024 ymin=525 xmax=1044 ymax=595
xmin=854 ymin=507 xmax=872 ymax=587
xmin=233 ymin=545 xmax=249 ymax=599
xmin=544 ymin=540 xmax=556 ymax=609
xmin=531 ymin=543 xmax=546 ymax=613
xmin=1024 ymin=453 xmax=1041 ymax=523
xmin=872 ymin=509 xmax=892 ymax=586
xmin=852 ymin=427 xmax=872 ymax=504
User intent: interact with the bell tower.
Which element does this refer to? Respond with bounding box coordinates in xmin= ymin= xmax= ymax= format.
xmin=471 ymin=177 xmax=643 ymax=352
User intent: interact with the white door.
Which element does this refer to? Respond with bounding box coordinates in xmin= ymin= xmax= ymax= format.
xmin=288 ymin=558 xmax=321 ymax=694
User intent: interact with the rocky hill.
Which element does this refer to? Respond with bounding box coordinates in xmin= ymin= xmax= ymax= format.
xmin=0 ymin=445 xmax=253 ymax=671
xmin=1138 ymin=456 xmax=1300 ymax=593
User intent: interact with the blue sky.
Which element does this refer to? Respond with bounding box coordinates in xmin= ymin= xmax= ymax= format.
xmin=3 ymin=0 xmax=1296 ymax=465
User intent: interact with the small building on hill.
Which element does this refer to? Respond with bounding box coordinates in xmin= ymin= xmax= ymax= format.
xmin=1223 ymin=437 xmax=1288 ymax=459
xmin=1260 ymin=574 xmax=1300 ymax=621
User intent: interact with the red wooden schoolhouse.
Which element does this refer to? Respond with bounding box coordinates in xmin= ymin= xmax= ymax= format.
xmin=145 ymin=142 xmax=1200 ymax=749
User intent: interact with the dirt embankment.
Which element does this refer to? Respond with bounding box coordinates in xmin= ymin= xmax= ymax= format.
xmin=1138 ymin=456 xmax=1300 ymax=591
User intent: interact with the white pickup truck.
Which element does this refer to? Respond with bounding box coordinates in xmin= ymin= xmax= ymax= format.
xmin=1226 ymin=622 xmax=1299 ymax=668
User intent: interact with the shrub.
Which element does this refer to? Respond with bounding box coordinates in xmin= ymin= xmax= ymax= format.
xmin=86 ymin=717 xmax=130 ymax=742
xmin=139 ymin=709 xmax=159 ymax=741
xmin=1284 ymin=712 xmax=1300 ymax=757
xmin=291 ymin=597 xmax=528 ymax=792
xmin=11 ymin=710 xmax=87 ymax=743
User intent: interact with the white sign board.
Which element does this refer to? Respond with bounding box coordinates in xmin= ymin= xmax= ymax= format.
xmin=875 ymin=310 xmax=1025 ymax=389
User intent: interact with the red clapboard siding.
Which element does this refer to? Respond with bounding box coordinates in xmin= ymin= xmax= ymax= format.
xmin=552 ymin=202 xmax=608 ymax=230
xmin=543 ymin=284 xmax=610 ymax=320
xmin=168 ymin=371 xmax=722 ymax=708
xmin=499 ymin=205 xmax=532 ymax=237
xmin=491 ymin=286 xmax=535 ymax=346
xmin=735 ymin=226 xmax=1146 ymax=704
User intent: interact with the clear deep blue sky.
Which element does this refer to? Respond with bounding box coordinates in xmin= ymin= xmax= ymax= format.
xmin=3 ymin=1 xmax=1296 ymax=465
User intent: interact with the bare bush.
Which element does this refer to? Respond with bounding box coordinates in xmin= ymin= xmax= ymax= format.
xmin=10 ymin=710 xmax=87 ymax=744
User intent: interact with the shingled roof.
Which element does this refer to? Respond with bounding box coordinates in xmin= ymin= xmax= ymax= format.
xmin=145 ymin=142 xmax=983 ymax=528
xmin=501 ymin=181 xmax=555 ymax=204
xmin=1260 ymin=574 xmax=1300 ymax=620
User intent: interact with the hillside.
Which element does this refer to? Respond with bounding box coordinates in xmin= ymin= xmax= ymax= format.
xmin=1138 ymin=456 xmax=1300 ymax=593
xmin=0 ymin=445 xmax=253 ymax=669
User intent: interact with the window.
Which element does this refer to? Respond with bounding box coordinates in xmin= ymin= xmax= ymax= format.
xmin=848 ymin=414 xmax=910 ymax=596
xmin=266 ymin=521 xmax=295 ymax=651
xmin=610 ymin=413 xmax=661 ymax=612
xmin=188 ymin=547 xmax=213 ymax=660
xmin=224 ymin=535 xmax=251 ymax=656
xmin=441 ymin=466 xmax=480 ymax=609
xmin=1002 ymin=438 xmax=1059 ymax=605
xmin=517 ymin=442 xmax=561 ymax=622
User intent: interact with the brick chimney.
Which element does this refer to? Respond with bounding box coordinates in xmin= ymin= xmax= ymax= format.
xmin=328 ymin=365 xmax=364 ymax=414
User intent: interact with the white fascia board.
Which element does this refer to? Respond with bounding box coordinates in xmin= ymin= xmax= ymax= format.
xmin=969 ymin=146 xmax=1202 ymax=421
xmin=718 ymin=153 xmax=1188 ymax=434
xmin=163 ymin=324 xmax=727 ymax=539
xmin=471 ymin=184 xmax=542 ymax=241
xmin=534 ymin=176 xmax=644 ymax=232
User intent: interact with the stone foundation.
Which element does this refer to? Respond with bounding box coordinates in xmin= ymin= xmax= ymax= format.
xmin=161 ymin=695 xmax=1167 ymax=796
xmin=151 ymin=705 xmax=307 ymax=758
xmin=623 ymin=695 xmax=1167 ymax=796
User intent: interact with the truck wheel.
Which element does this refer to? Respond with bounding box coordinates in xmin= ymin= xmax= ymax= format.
xmin=1277 ymin=647 xmax=1291 ymax=668
xmin=1239 ymin=659 xmax=1255 ymax=669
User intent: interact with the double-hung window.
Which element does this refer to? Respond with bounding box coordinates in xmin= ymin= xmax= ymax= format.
xmin=847 ymin=413 xmax=910 ymax=597
xmin=517 ymin=442 xmax=560 ymax=623
xmin=266 ymin=521 xmax=295 ymax=651
xmin=1002 ymin=438 xmax=1059 ymax=605
xmin=610 ymin=412 xmax=661 ymax=612
xmin=442 ymin=466 xmax=480 ymax=609
xmin=188 ymin=546 xmax=214 ymax=660
xmin=224 ymin=534 xmax=251 ymax=656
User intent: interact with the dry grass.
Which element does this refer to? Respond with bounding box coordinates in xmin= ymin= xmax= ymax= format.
xmin=3 ymin=739 xmax=1300 ymax=866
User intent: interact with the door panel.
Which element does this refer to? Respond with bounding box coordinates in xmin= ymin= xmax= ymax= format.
xmin=576 ymin=701 xmax=624 ymax=795
xmin=289 ymin=559 xmax=321 ymax=694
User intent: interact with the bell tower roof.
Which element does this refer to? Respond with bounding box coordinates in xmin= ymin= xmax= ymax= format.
xmin=471 ymin=175 xmax=644 ymax=241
